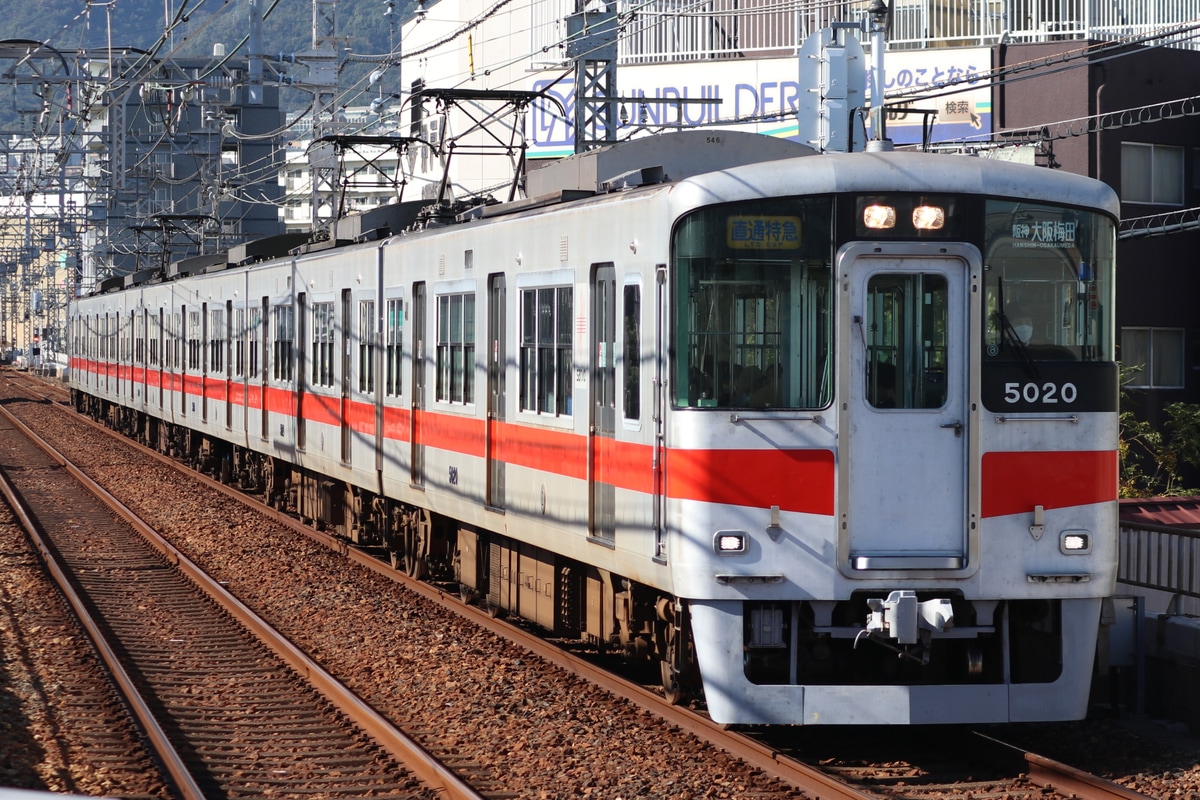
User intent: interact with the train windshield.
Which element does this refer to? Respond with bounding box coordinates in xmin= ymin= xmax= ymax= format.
xmin=982 ymin=199 xmax=1116 ymax=363
xmin=672 ymin=197 xmax=834 ymax=409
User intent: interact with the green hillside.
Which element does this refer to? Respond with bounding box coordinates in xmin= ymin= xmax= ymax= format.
xmin=3 ymin=0 xmax=414 ymax=114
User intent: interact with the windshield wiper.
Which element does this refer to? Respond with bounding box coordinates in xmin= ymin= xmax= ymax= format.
xmin=997 ymin=279 xmax=1039 ymax=378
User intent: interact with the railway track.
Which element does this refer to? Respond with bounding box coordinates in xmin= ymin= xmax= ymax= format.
xmin=0 ymin=370 xmax=1173 ymax=800
xmin=766 ymin=726 xmax=1158 ymax=800
xmin=0 ymin=387 xmax=484 ymax=799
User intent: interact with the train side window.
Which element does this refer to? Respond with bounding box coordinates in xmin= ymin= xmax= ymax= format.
xmin=385 ymin=296 xmax=404 ymax=397
xmin=233 ymin=307 xmax=245 ymax=378
xmin=519 ymin=285 xmax=573 ymax=416
xmin=436 ymin=291 xmax=475 ymax=404
xmin=248 ymin=306 xmax=261 ymax=378
xmin=272 ymin=304 xmax=295 ymax=383
xmin=358 ymin=299 xmax=376 ymax=394
xmin=623 ymin=283 xmax=640 ymax=421
xmin=311 ymin=301 xmax=335 ymax=388
xmin=210 ymin=307 xmax=225 ymax=375
xmin=187 ymin=309 xmax=202 ymax=372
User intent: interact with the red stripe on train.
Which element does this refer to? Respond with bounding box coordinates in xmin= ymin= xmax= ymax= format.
xmin=667 ymin=448 xmax=836 ymax=516
xmin=981 ymin=450 xmax=1117 ymax=518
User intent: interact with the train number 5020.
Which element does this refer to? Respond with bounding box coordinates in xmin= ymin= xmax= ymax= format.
xmin=1004 ymin=381 xmax=1077 ymax=404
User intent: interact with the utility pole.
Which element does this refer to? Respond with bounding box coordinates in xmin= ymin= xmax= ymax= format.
xmin=297 ymin=0 xmax=349 ymax=230
xmin=567 ymin=1 xmax=619 ymax=153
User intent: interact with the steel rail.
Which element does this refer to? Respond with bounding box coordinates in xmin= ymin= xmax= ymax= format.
xmin=1026 ymin=752 xmax=1156 ymax=800
xmin=0 ymin=399 xmax=485 ymax=800
xmin=42 ymin=398 xmax=878 ymax=800
xmin=0 ymin=404 xmax=207 ymax=800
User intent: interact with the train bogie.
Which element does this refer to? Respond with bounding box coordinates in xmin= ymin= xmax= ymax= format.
xmin=70 ymin=133 xmax=1122 ymax=725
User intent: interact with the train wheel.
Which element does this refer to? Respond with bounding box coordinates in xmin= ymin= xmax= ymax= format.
xmin=389 ymin=535 xmax=425 ymax=579
xmin=404 ymin=553 xmax=426 ymax=580
xmin=657 ymin=599 xmax=692 ymax=705
xmin=660 ymin=659 xmax=687 ymax=705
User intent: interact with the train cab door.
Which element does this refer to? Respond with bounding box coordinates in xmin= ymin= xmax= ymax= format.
xmin=486 ymin=273 xmax=506 ymax=509
xmin=410 ymin=282 xmax=426 ymax=487
xmin=589 ymin=264 xmax=617 ymax=544
xmin=838 ymin=243 xmax=976 ymax=572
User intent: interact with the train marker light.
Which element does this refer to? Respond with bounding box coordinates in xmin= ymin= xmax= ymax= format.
xmin=1060 ymin=530 xmax=1092 ymax=554
xmin=862 ymin=203 xmax=896 ymax=229
xmin=912 ymin=204 xmax=945 ymax=230
xmin=714 ymin=531 xmax=748 ymax=554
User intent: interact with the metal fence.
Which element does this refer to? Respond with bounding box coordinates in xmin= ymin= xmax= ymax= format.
xmin=532 ymin=0 xmax=1200 ymax=68
xmin=1118 ymin=522 xmax=1200 ymax=601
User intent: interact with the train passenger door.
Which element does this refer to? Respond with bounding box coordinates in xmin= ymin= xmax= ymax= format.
xmin=839 ymin=244 xmax=974 ymax=571
xmin=226 ymin=301 xmax=234 ymax=430
xmin=590 ymin=264 xmax=616 ymax=544
xmin=410 ymin=282 xmax=426 ymax=487
xmin=296 ymin=293 xmax=307 ymax=450
xmin=201 ymin=303 xmax=209 ymax=423
xmin=340 ymin=289 xmax=352 ymax=464
xmin=157 ymin=309 xmax=165 ymax=410
xmin=486 ymin=274 xmax=506 ymax=509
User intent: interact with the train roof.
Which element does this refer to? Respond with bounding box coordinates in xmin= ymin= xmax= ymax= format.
xmin=669 ymin=148 xmax=1122 ymax=219
xmin=524 ymin=129 xmax=818 ymax=196
xmin=88 ymin=134 xmax=1120 ymax=295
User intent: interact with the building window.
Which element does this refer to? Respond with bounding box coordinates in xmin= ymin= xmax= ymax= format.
xmin=1122 ymin=143 xmax=1184 ymax=205
xmin=436 ymin=292 xmax=475 ymax=404
xmin=1122 ymin=327 xmax=1184 ymax=389
xmin=520 ymin=286 xmax=573 ymax=416
xmin=312 ymin=302 xmax=335 ymax=387
xmin=358 ymin=300 xmax=375 ymax=394
xmin=385 ymin=297 xmax=403 ymax=397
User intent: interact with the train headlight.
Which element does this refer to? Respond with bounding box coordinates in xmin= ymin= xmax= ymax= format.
xmin=1060 ymin=530 xmax=1092 ymax=554
xmin=714 ymin=531 xmax=748 ymax=554
xmin=862 ymin=203 xmax=896 ymax=229
xmin=912 ymin=204 xmax=946 ymax=230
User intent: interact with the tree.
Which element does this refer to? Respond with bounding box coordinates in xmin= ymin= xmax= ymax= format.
xmin=1119 ymin=387 xmax=1200 ymax=498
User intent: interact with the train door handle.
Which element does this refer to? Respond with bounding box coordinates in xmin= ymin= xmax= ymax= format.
xmin=940 ymin=420 xmax=963 ymax=437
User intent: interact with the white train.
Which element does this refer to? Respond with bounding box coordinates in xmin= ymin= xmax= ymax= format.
xmin=69 ymin=130 xmax=1120 ymax=725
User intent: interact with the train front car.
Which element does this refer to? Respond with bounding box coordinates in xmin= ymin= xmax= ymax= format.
xmin=665 ymin=151 xmax=1119 ymax=725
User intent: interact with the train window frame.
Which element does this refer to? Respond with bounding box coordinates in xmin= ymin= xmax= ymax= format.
xmin=357 ymin=297 xmax=376 ymax=395
xmin=210 ymin=307 xmax=226 ymax=376
xmin=187 ymin=308 xmax=202 ymax=372
xmin=384 ymin=294 xmax=405 ymax=398
xmin=516 ymin=273 xmax=574 ymax=419
xmin=233 ymin=306 xmax=246 ymax=378
xmin=271 ymin=303 xmax=295 ymax=384
xmin=248 ymin=305 xmax=262 ymax=380
xmin=135 ymin=309 xmax=146 ymax=366
xmin=981 ymin=198 xmax=1116 ymax=365
xmin=671 ymin=195 xmax=835 ymax=411
xmin=310 ymin=300 xmax=336 ymax=389
xmin=434 ymin=285 xmax=476 ymax=406
xmin=623 ymin=278 xmax=642 ymax=425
